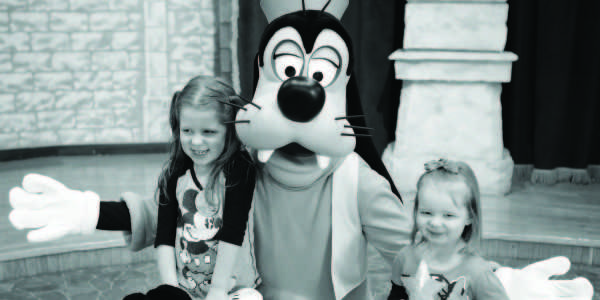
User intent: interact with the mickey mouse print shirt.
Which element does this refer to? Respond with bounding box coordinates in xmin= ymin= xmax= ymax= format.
xmin=391 ymin=245 xmax=509 ymax=300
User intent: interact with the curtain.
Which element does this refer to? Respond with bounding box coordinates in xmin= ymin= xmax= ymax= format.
xmin=502 ymin=0 xmax=600 ymax=183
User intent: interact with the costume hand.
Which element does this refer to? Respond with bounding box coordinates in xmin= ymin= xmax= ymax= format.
xmin=9 ymin=173 xmax=100 ymax=242
xmin=495 ymin=256 xmax=594 ymax=300
xmin=229 ymin=288 xmax=263 ymax=300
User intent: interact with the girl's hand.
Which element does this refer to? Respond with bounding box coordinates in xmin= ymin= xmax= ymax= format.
xmin=205 ymin=287 xmax=229 ymax=300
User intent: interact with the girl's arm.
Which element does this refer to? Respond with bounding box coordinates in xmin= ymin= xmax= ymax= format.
xmin=157 ymin=245 xmax=179 ymax=286
xmin=205 ymin=241 xmax=240 ymax=299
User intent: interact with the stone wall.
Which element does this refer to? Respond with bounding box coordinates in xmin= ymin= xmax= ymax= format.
xmin=0 ymin=0 xmax=229 ymax=150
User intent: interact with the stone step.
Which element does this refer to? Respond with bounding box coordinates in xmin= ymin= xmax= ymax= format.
xmin=390 ymin=49 xmax=518 ymax=82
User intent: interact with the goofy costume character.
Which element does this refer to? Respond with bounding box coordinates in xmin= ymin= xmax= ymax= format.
xmin=8 ymin=1 xmax=594 ymax=300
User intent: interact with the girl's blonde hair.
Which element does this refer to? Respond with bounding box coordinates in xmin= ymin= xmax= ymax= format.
xmin=410 ymin=159 xmax=482 ymax=254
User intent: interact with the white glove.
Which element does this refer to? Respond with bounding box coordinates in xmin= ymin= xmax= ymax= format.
xmin=495 ymin=256 xmax=594 ymax=300
xmin=9 ymin=173 xmax=101 ymax=242
xmin=229 ymin=288 xmax=262 ymax=300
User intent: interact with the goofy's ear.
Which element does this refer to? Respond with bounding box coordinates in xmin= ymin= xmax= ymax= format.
xmin=261 ymin=0 xmax=350 ymax=22
xmin=253 ymin=53 xmax=260 ymax=94
xmin=347 ymin=75 xmax=402 ymax=201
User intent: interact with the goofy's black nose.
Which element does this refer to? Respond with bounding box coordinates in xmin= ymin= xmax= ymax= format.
xmin=277 ymin=77 xmax=325 ymax=123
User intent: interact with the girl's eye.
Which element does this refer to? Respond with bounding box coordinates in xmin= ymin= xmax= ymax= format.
xmin=182 ymin=129 xmax=192 ymax=134
xmin=419 ymin=211 xmax=431 ymax=216
xmin=203 ymin=130 xmax=217 ymax=135
xmin=444 ymin=214 xmax=456 ymax=218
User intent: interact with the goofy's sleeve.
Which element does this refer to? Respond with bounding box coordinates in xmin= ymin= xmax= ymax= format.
xmin=96 ymin=193 xmax=158 ymax=252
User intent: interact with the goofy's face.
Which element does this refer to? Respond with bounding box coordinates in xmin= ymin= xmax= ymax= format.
xmin=235 ymin=11 xmax=357 ymax=168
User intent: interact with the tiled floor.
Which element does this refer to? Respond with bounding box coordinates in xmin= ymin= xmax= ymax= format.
xmin=0 ymin=261 xmax=161 ymax=300
xmin=0 ymin=256 xmax=598 ymax=300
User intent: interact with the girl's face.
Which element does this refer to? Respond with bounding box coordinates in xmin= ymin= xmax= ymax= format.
xmin=415 ymin=181 xmax=471 ymax=248
xmin=179 ymin=105 xmax=227 ymax=173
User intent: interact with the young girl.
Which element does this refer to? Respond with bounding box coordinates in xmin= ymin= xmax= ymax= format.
xmin=152 ymin=76 xmax=260 ymax=300
xmin=389 ymin=159 xmax=509 ymax=300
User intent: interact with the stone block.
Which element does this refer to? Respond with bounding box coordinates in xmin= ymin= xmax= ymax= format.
xmin=114 ymin=107 xmax=140 ymax=127
xmin=112 ymin=32 xmax=141 ymax=50
xmin=390 ymin=50 xmax=518 ymax=82
xmin=91 ymin=51 xmax=128 ymax=71
xmin=32 ymin=33 xmax=69 ymax=51
xmin=19 ymin=130 xmax=59 ymax=148
xmin=404 ymin=2 xmax=509 ymax=51
xmin=145 ymin=0 xmax=166 ymax=27
xmin=179 ymin=56 xmax=214 ymax=78
xmin=128 ymin=52 xmax=143 ymax=69
xmin=0 ymin=53 xmax=10 ymax=71
xmin=148 ymin=53 xmax=167 ymax=77
xmin=37 ymin=110 xmax=76 ymax=129
xmin=55 ymin=91 xmax=93 ymax=109
xmin=393 ymin=81 xmax=505 ymax=161
xmin=109 ymin=0 xmax=140 ymax=10
xmin=13 ymin=53 xmax=51 ymax=72
xmin=73 ymin=71 xmax=112 ymax=90
xmin=29 ymin=0 xmax=69 ymax=10
xmin=57 ymin=128 xmax=95 ymax=144
xmin=112 ymin=71 xmax=140 ymax=90
xmin=94 ymin=90 xmax=133 ymax=108
xmin=0 ymin=132 xmax=19 ymax=149
xmin=0 ymin=13 xmax=8 ymax=32
xmin=0 ymin=94 xmax=15 ymax=112
xmin=90 ymin=13 xmax=129 ymax=31
xmin=0 ymin=113 xmax=36 ymax=133
xmin=70 ymin=0 xmax=109 ymax=11
xmin=170 ymin=35 xmax=214 ymax=61
xmin=219 ymin=0 xmax=232 ymax=22
xmin=0 ymin=73 xmax=33 ymax=93
xmin=71 ymin=32 xmax=111 ymax=51
xmin=10 ymin=13 xmax=48 ymax=32
xmin=34 ymin=72 xmax=72 ymax=90
xmin=0 ymin=33 xmax=30 ymax=51
xmin=168 ymin=0 xmax=203 ymax=9
xmin=171 ymin=11 xmax=215 ymax=35
xmin=128 ymin=13 xmax=143 ymax=31
xmin=16 ymin=92 xmax=54 ymax=111
xmin=52 ymin=52 xmax=91 ymax=71
xmin=143 ymin=99 xmax=170 ymax=142
xmin=146 ymin=77 xmax=168 ymax=98
xmin=76 ymin=109 xmax=114 ymax=128
xmin=50 ymin=13 xmax=88 ymax=31
xmin=96 ymin=128 xmax=134 ymax=143
xmin=146 ymin=28 xmax=166 ymax=51
xmin=0 ymin=0 xmax=27 ymax=10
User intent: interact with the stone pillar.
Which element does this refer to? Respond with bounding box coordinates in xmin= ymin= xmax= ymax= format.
xmin=382 ymin=0 xmax=517 ymax=196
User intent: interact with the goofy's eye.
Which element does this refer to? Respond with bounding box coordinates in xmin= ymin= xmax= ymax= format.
xmin=272 ymin=40 xmax=304 ymax=81
xmin=308 ymin=46 xmax=341 ymax=87
xmin=273 ymin=54 xmax=304 ymax=81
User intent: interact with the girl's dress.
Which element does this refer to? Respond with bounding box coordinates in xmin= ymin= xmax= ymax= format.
xmin=390 ymin=245 xmax=509 ymax=300
xmin=154 ymin=151 xmax=259 ymax=298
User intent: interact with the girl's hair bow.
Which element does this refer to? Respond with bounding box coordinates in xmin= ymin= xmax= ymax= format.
xmin=424 ymin=158 xmax=460 ymax=174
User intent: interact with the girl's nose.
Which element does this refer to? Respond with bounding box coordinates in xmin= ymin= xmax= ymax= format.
xmin=428 ymin=216 xmax=443 ymax=227
xmin=191 ymin=135 xmax=205 ymax=145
